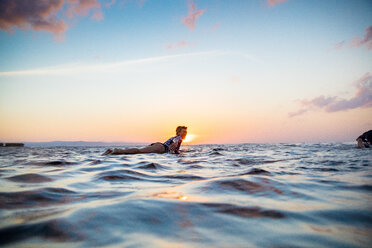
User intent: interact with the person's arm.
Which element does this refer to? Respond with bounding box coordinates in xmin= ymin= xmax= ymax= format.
xmin=168 ymin=137 xmax=182 ymax=153
xmin=168 ymin=142 xmax=179 ymax=152
xmin=357 ymin=138 xmax=365 ymax=148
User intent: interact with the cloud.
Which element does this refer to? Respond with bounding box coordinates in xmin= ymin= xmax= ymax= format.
xmin=333 ymin=40 xmax=345 ymax=50
xmin=350 ymin=26 xmax=372 ymax=50
xmin=91 ymin=10 xmax=104 ymax=21
xmin=267 ymin=0 xmax=289 ymax=7
xmin=335 ymin=26 xmax=372 ymax=51
xmin=0 ymin=0 xmax=104 ymax=41
xmin=166 ymin=40 xmax=191 ymax=50
xmin=289 ymin=73 xmax=372 ymax=117
xmin=65 ymin=0 xmax=102 ymax=20
xmin=0 ymin=0 xmax=67 ymax=40
xmin=210 ymin=22 xmax=221 ymax=32
xmin=0 ymin=51 xmax=222 ymax=76
xmin=182 ymin=0 xmax=205 ymax=31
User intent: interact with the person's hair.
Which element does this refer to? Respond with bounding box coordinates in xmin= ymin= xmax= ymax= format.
xmin=176 ymin=126 xmax=187 ymax=135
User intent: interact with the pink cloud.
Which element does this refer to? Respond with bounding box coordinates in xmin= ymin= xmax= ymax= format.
xmin=0 ymin=0 xmax=67 ymax=37
xmin=91 ymin=10 xmax=103 ymax=21
xmin=65 ymin=0 xmax=103 ymax=20
xmin=333 ymin=40 xmax=345 ymax=50
xmin=350 ymin=26 xmax=372 ymax=50
xmin=267 ymin=0 xmax=289 ymax=7
xmin=0 ymin=0 xmax=106 ymax=41
xmin=182 ymin=0 xmax=205 ymax=31
xmin=166 ymin=40 xmax=191 ymax=50
xmin=289 ymin=73 xmax=372 ymax=117
xmin=210 ymin=22 xmax=221 ymax=32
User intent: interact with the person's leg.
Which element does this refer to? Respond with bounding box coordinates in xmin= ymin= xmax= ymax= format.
xmin=102 ymin=143 xmax=165 ymax=155
xmin=102 ymin=147 xmax=140 ymax=155
xmin=111 ymin=148 xmax=141 ymax=154
xmin=138 ymin=143 xmax=165 ymax=154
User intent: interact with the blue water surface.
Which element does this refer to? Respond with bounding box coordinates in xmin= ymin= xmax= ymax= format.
xmin=0 ymin=143 xmax=371 ymax=247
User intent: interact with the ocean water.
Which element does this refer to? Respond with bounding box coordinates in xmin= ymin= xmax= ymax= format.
xmin=0 ymin=143 xmax=371 ymax=248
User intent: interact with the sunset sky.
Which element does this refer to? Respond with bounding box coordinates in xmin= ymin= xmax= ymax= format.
xmin=0 ymin=0 xmax=371 ymax=144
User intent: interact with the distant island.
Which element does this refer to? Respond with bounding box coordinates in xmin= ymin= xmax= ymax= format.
xmin=22 ymin=141 xmax=147 ymax=147
xmin=0 ymin=143 xmax=25 ymax=147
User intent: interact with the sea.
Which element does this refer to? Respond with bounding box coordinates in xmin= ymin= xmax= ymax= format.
xmin=0 ymin=143 xmax=371 ymax=248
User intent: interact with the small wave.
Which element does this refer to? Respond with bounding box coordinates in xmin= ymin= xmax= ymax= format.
xmin=310 ymin=208 xmax=372 ymax=225
xmin=27 ymin=160 xmax=77 ymax=167
xmin=235 ymin=158 xmax=257 ymax=165
xmin=201 ymin=202 xmax=285 ymax=219
xmin=235 ymin=157 xmax=304 ymax=166
xmin=45 ymin=160 xmax=76 ymax=166
xmin=88 ymin=159 xmax=102 ymax=165
xmin=209 ymin=151 xmax=223 ymax=156
xmin=81 ymin=165 xmax=121 ymax=172
xmin=186 ymin=165 xmax=203 ymax=169
xmin=316 ymin=160 xmax=346 ymax=166
xmin=316 ymin=167 xmax=339 ymax=172
xmin=136 ymin=162 xmax=164 ymax=170
xmin=6 ymin=173 xmax=53 ymax=183
xmin=100 ymin=175 xmax=141 ymax=181
xmin=0 ymin=188 xmax=82 ymax=209
xmin=239 ymin=168 xmax=271 ymax=176
xmin=212 ymin=148 xmax=225 ymax=151
xmin=178 ymin=159 xmax=206 ymax=165
xmin=164 ymin=174 xmax=205 ymax=180
xmin=0 ymin=219 xmax=83 ymax=246
xmin=211 ymin=178 xmax=283 ymax=195
xmin=96 ymin=170 xmax=147 ymax=181
xmin=341 ymin=184 xmax=372 ymax=192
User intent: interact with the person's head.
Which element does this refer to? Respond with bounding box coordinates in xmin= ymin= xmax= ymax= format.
xmin=176 ymin=126 xmax=187 ymax=139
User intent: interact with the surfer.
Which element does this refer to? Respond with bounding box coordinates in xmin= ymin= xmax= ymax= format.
xmin=102 ymin=126 xmax=187 ymax=155
xmin=356 ymin=130 xmax=372 ymax=148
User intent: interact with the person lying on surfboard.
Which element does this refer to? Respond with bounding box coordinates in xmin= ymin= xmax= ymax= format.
xmin=102 ymin=126 xmax=187 ymax=155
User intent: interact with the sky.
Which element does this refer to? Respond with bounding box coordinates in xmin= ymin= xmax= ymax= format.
xmin=0 ymin=0 xmax=371 ymax=144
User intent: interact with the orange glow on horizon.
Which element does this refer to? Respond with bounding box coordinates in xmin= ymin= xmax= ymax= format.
xmin=1 ymin=105 xmax=370 ymax=143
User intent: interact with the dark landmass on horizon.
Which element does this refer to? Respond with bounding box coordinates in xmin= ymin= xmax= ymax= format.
xmin=21 ymin=141 xmax=148 ymax=147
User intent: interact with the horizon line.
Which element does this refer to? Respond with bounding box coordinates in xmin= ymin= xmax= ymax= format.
xmin=0 ymin=140 xmax=356 ymax=146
